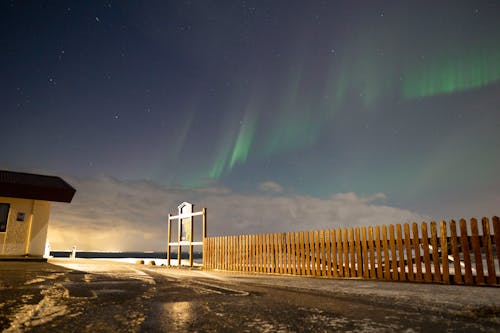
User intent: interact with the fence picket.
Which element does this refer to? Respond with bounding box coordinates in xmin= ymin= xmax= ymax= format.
xmin=320 ymin=230 xmax=327 ymax=276
xmin=404 ymin=224 xmax=414 ymax=281
xmin=347 ymin=228 xmax=354 ymax=277
xmin=368 ymin=226 xmax=376 ymax=279
xmin=381 ymin=225 xmax=390 ymax=280
xmin=286 ymin=232 xmax=291 ymax=274
xmin=493 ymin=216 xmax=500 ymax=284
xmin=421 ymin=222 xmax=432 ymax=282
xmin=337 ymin=229 xmax=344 ymax=277
xmin=325 ymin=229 xmax=332 ymax=277
xmin=482 ymin=218 xmax=496 ymax=285
xmin=292 ymin=232 xmax=296 ymax=274
xmin=440 ymin=221 xmax=449 ymax=283
xmin=459 ymin=220 xmax=473 ymax=284
xmin=470 ymin=218 xmax=484 ymax=284
xmin=332 ymin=229 xmax=339 ymax=278
xmin=449 ymin=220 xmax=462 ymax=284
xmin=375 ymin=226 xmax=383 ymax=279
xmin=430 ymin=222 xmax=441 ymax=282
xmin=355 ymin=228 xmax=363 ymax=278
xmin=361 ymin=227 xmax=369 ymax=279
xmin=389 ymin=225 xmax=398 ymax=281
xmin=412 ymin=223 xmax=422 ymax=281
xmin=396 ymin=224 xmax=406 ymax=281
xmin=299 ymin=231 xmax=306 ymax=275
xmin=343 ymin=229 xmax=350 ymax=277
xmin=314 ymin=231 xmax=320 ymax=276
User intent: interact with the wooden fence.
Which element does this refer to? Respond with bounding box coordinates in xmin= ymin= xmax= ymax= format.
xmin=203 ymin=217 xmax=500 ymax=286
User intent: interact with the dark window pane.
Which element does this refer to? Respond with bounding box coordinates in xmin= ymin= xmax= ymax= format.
xmin=0 ymin=203 xmax=10 ymax=232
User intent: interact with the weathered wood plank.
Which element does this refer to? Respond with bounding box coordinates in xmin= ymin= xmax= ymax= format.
xmin=313 ymin=231 xmax=320 ymax=276
xmin=381 ymin=225 xmax=390 ymax=280
xmin=375 ymin=226 xmax=383 ymax=279
xmin=368 ymin=226 xmax=376 ymax=279
xmin=449 ymin=220 xmax=462 ymax=284
xmin=361 ymin=227 xmax=369 ymax=279
xmin=430 ymin=222 xmax=441 ymax=282
xmin=349 ymin=228 xmax=356 ymax=277
xmin=459 ymin=219 xmax=473 ymax=284
xmin=331 ymin=229 xmax=339 ymax=278
xmin=389 ymin=225 xmax=398 ymax=280
xmin=295 ymin=232 xmax=301 ymax=275
xmin=286 ymin=232 xmax=292 ymax=274
xmin=440 ymin=221 xmax=449 ymax=283
xmin=481 ymin=218 xmax=496 ymax=285
xmin=354 ymin=228 xmax=363 ymax=278
xmin=300 ymin=231 xmax=306 ymax=275
xmin=470 ymin=218 xmax=484 ymax=284
xmin=325 ymin=229 xmax=332 ymax=277
xmin=396 ymin=224 xmax=406 ymax=281
xmin=412 ymin=223 xmax=422 ymax=282
xmin=403 ymin=224 xmax=414 ymax=281
xmin=320 ymin=230 xmax=327 ymax=276
xmin=421 ymin=222 xmax=432 ymax=282
xmin=345 ymin=228 xmax=352 ymax=277
xmin=493 ymin=216 xmax=500 ymax=284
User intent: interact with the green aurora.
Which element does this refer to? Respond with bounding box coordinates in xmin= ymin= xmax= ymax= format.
xmin=203 ymin=40 xmax=500 ymax=184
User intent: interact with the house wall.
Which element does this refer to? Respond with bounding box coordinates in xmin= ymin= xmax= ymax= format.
xmin=0 ymin=196 xmax=50 ymax=256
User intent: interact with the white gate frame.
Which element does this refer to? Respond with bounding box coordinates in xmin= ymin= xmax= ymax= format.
xmin=167 ymin=202 xmax=206 ymax=267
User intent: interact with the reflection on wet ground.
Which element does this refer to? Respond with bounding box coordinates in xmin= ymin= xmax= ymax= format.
xmin=1 ymin=259 xmax=499 ymax=332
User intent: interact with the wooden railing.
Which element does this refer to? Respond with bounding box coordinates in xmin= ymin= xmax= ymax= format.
xmin=203 ymin=217 xmax=500 ymax=286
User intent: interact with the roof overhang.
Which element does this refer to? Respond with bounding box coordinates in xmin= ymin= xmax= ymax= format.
xmin=0 ymin=170 xmax=76 ymax=203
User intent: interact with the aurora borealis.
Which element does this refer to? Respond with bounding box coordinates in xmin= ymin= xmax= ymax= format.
xmin=2 ymin=0 xmax=499 ymax=231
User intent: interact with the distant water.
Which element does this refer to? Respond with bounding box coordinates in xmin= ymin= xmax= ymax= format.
xmin=50 ymin=251 xmax=202 ymax=260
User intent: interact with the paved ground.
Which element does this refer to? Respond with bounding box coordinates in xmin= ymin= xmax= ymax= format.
xmin=1 ymin=259 xmax=499 ymax=332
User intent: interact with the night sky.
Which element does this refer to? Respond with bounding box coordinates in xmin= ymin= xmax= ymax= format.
xmin=1 ymin=1 xmax=499 ymax=250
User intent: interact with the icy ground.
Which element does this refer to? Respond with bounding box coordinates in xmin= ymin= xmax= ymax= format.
xmin=1 ymin=258 xmax=499 ymax=332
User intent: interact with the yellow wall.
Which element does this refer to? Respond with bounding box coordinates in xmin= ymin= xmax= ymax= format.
xmin=0 ymin=196 xmax=51 ymax=256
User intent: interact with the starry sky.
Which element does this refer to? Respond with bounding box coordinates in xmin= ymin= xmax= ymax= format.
xmin=1 ymin=1 xmax=499 ymax=250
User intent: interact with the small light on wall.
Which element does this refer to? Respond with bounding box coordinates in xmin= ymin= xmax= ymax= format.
xmin=16 ymin=212 xmax=26 ymax=222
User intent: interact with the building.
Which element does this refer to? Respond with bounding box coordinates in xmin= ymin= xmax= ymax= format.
xmin=0 ymin=170 xmax=76 ymax=257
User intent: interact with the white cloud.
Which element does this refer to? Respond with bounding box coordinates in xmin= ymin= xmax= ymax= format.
xmin=48 ymin=177 xmax=425 ymax=251
xmin=258 ymin=181 xmax=284 ymax=193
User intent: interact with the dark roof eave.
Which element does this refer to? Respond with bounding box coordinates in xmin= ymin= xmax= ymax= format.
xmin=0 ymin=170 xmax=76 ymax=203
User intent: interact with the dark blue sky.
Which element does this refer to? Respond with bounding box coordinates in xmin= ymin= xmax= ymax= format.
xmin=2 ymin=0 xmax=499 ymax=225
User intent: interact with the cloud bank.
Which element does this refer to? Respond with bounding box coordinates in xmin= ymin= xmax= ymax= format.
xmin=48 ymin=178 xmax=425 ymax=251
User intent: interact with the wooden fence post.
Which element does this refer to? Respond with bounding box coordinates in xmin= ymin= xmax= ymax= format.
xmin=421 ymin=222 xmax=432 ymax=282
xmin=325 ymin=229 xmax=332 ymax=277
xmin=470 ymin=218 xmax=484 ymax=284
xmin=337 ymin=228 xmax=343 ymax=277
xmin=459 ymin=219 xmax=473 ymax=284
xmin=389 ymin=225 xmax=398 ymax=280
xmin=493 ymin=216 xmax=500 ymax=284
xmin=381 ymin=225 xmax=390 ymax=280
xmin=430 ymin=222 xmax=441 ymax=282
xmin=396 ymin=224 xmax=406 ymax=281
xmin=314 ymin=230 xmax=320 ymax=276
xmin=375 ymin=226 xmax=383 ymax=279
xmin=440 ymin=221 xmax=449 ymax=283
xmin=320 ymin=230 xmax=327 ymax=276
xmin=403 ymin=224 xmax=414 ymax=281
xmin=368 ymin=226 xmax=376 ymax=279
xmin=331 ymin=229 xmax=339 ymax=278
xmin=343 ymin=229 xmax=350 ymax=277
xmin=412 ymin=223 xmax=422 ymax=282
xmin=361 ymin=227 xmax=369 ymax=279
xmin=449 ymin=220 xmax=462 ymax=284
xmin=482 ymin=218 xmax=496 ymax=285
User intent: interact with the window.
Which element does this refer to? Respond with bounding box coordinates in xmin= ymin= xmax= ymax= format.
xmin=0 ymin=203 xmax=10 ymax=232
